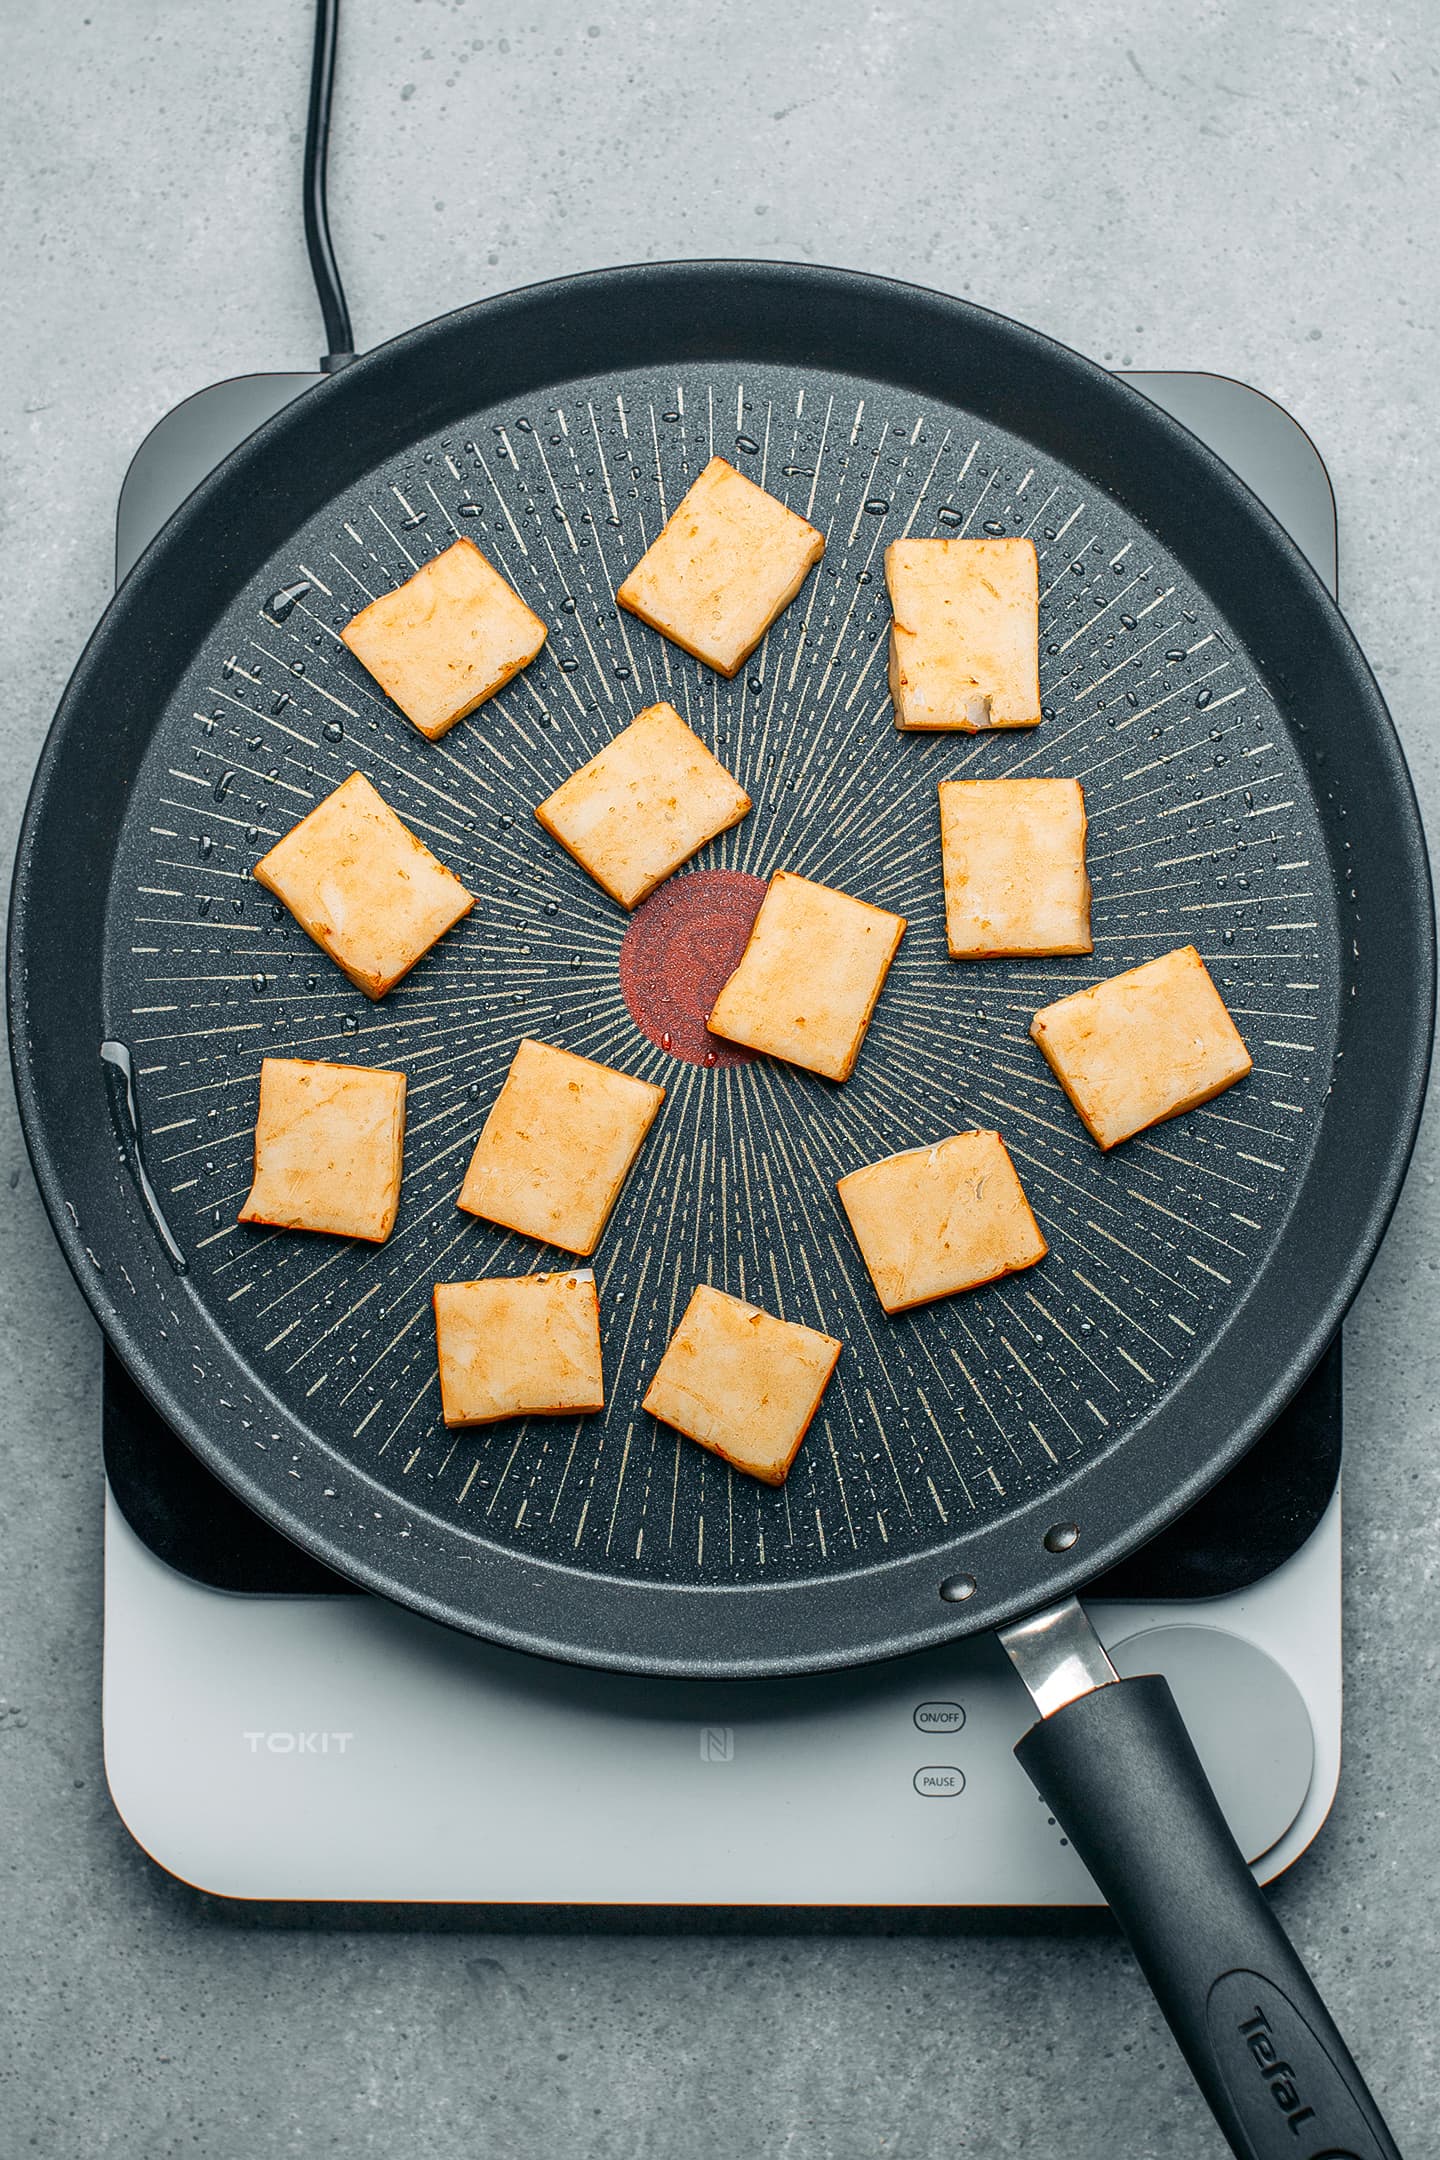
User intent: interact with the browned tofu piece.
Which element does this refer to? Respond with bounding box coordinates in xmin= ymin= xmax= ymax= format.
xmin=535 ymin=702 xmax=751 ymax=909
xmin=433 ymin=1271 xmax=604 ymax=1427
xmin=458 ymin=1038 xmax=665 ymax=1256
xmin=837 ymin=1131 xmax=1046 ymax=1315
xmin=1030 ymin=945 xmax=1253 ymax=1150
xmin=707 ymin=870 xmax=905 ymax=1082
xmin=939 ymin=777 xmax=1091 ymax=958
xmin=253 ymin=771 xmax=473 ymax=999
xmin=239 ymin=1057 xmax=406 ymax=1243
xmin=616 ymin=457 xmax=825 ymax=677
xmin=886 ymin=538 xmax=1040 ymax=731
xmin=641 ymin=1283 xmax=842 ymax=1486
xmin=339 ymin=536 xmax=547 ymax=741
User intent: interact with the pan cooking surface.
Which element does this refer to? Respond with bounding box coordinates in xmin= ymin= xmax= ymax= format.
xmin=103 ymin=358 xmax=1339 ymax=1588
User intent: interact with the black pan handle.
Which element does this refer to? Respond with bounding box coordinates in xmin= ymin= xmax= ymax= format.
xmin=1015 ymin=1671 xmax=1401 ymax=2160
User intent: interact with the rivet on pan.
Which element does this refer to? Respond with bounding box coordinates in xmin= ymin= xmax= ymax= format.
xmin=939 ymin=1574 xmax=976 ymax=1603
xmin=1044 ymin=1523 xmax=1080 ymax=1554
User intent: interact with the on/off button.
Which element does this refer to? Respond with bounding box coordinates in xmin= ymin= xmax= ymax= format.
xmin=913 ymin=1700 xmax=965 ymax=1734
xmin=913 ymin=1765 xmax=966 ymax=1798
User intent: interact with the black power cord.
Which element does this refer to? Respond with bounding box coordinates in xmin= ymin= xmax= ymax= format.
xmin=303 ymin=0 xmax=354 ymax=371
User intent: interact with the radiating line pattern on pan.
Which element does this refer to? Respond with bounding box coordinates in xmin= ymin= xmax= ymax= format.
xmin=105 ymin=360 xmax=1338 ymax=1585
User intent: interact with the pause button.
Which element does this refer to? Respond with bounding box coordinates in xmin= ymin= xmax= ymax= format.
xmin=913 ymin=1765 xmax=966 ymax=1798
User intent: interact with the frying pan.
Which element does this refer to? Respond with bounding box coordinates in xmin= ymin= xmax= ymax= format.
xmin=9 ymin=263 xmax=1430 ymax=2158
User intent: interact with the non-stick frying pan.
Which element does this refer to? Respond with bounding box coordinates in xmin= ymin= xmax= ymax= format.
xmin=10 ymin=263 xmax=1430 ymax=2158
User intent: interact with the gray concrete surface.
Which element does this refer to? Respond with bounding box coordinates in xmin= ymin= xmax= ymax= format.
xmin=3 ymin=3 xmax=1438 ymax=2154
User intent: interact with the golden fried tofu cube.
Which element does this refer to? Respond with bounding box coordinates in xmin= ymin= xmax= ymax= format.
xmin=707 ymin=870 xmax=905 ymax=1082
xmin=433 ymin=1271 xmax=604 ymax=1426
xmin=339 ymin=536 xmax=547 ymax=741
xmin=458 ymin=1038 xmax=664 ymax=1256
xmin=239 ymin=1057 xmax=406 ymax=1243
xmin=886 ymin=537 xmax=1040 ymax=731
xmin=1030 ymin=945 xmax=1253 ymax=1150
xmin=837 ymin=1131 xmax=1046 ymax=1315
xmin=939 ymin=777 xmax=1091 ymax=958
xmin=253 ymin=771 xmax=473 ymax=1000
xmin=616 ymin=457 xmax=824 ymax=677
xmin=641 ymin=1284 xmax=842 ymax=1486
xmin=535 ymin=702 xmax=751 ymax=909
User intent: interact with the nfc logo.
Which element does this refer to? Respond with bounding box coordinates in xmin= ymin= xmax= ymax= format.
xmin=699 ymin=1726 xmax=735 ymax=1762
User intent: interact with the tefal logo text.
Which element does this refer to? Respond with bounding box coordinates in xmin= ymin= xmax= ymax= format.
xmin=1236 ymin=2005 xmax=1316 ymax=2139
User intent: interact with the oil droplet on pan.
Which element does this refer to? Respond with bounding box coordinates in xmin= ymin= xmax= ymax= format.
xmin=265 ymin=581 xmax=312 ymax=623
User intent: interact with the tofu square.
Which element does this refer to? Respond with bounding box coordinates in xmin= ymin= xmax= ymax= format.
xmin=939 ymin=777 xmax=1092 ymax=958
xmin=433 ymin=1271 xmax=604 ymax=1427
xmin=886 ymin=537 xmax=1040 ymax=731
xmin=617 ymin=457 xmax=825 ymax=677
xmin=458 ymin=1038 xmax=665 ymax=1256
xmin=837 ymin=1131 xmax=1047 ymax=1315
xmin=339 ymin=536 xmax=547 ymax=741
xmin=239 ymin=1057 xmax=406 ymax=1243
xmin=1030 ymin=945 xmax=1253 ymax=1150
xmin=253 ymin=771 xmax=474 ymax=1000
xmin=707 ymin=870 xmax=905 ymax=1082
xmin=535 ymin=702 xmax=751 ymax=909
xmin=641 ymin=1284 xmax=842 ymax=1486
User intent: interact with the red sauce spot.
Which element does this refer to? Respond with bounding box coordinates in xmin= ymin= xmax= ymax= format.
xmin=619 ymin=869 xmax=768 ymax=1068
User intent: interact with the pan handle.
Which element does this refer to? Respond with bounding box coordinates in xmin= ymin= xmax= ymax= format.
xmin=1007 ymin=1602 xmax=1401 ymax=2160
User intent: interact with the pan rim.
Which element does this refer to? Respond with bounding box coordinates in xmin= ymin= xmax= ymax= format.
xmin=9 ymin=258 xmax=1435 ymax=1675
